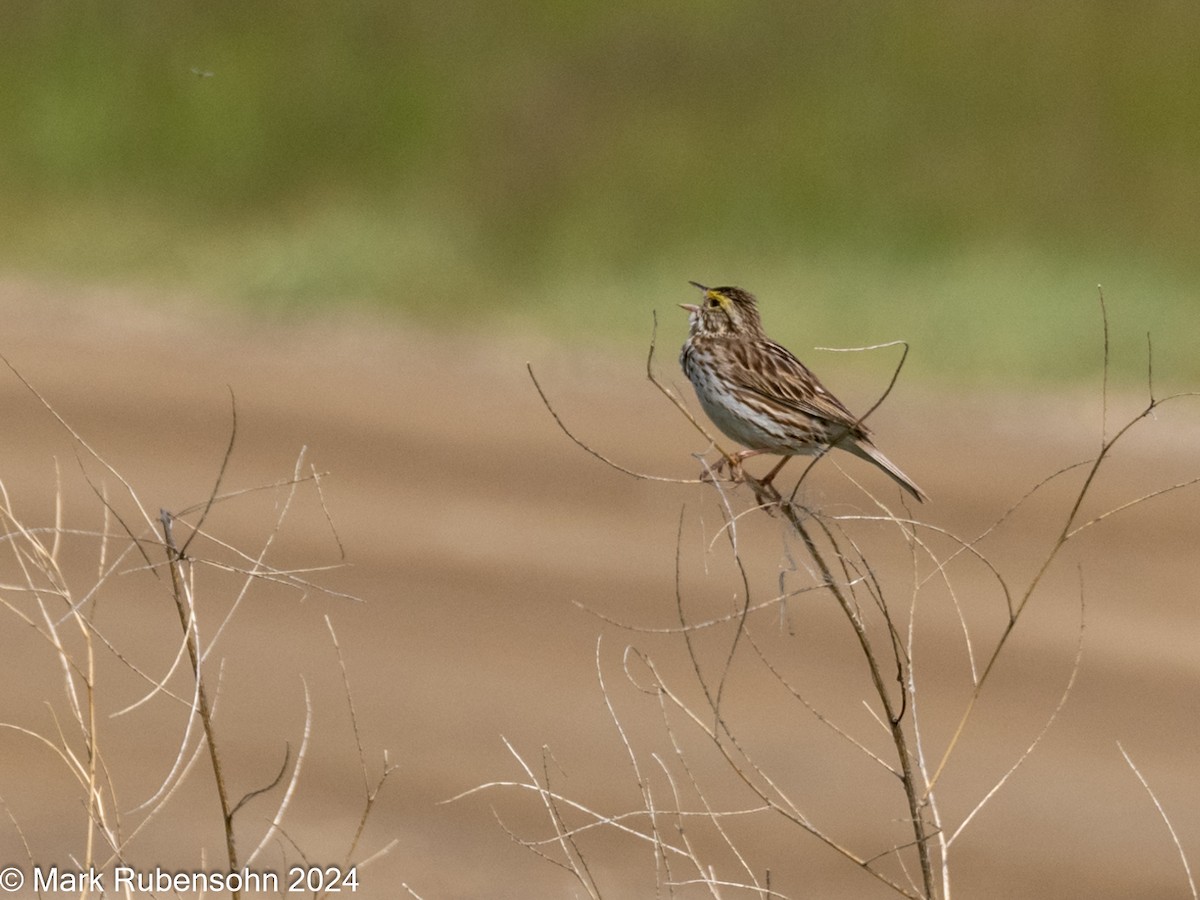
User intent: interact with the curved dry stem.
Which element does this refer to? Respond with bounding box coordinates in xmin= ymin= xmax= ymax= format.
xmin=104 ymin=728 xmax=209 ymax=864
xmin=1118 ymin=742 xmax=1198 ymax=900
xmin=1068 ymin=474 xmax=1200 ymax=539
xmin=784 ymin=340 xmax=911 ymax=503
xmin=507 ymin=297 xmax=1200 ymax=898
xmin=571 ymin=580 xmax=833 ymax=635
xmin=625 ymin=647 xmax=925 ymax=899
xmin=923 ymin=294 xmax=1200 ymax=802
xmin=179 ymin=386 xmax=238 ymax=559
xmin=837 ymin=511 xmax=1016 ymax=687
xmin=0 ymin=384 xmax=375 ymax=895
xmin=200 ymin=447 xmax=313 ymax=666
xmin=172 ymin=469 xmax=334 ymax=519
xmin=245 ymin=680 xmax=312 ymax=868
xmin=161 ymin=510 xmax=239 ymax=893
xmin=529 ymin=362 xmax=702 ymax=484
xmin=323 ymin=617 xmax=399 ymax=882
xmin=673 ymin=497 xmax=752 ymax=737
xmin=113 ymin=596 xmax=199 ymax=719
xmin=743 ymin=628 xmax=899 ymax=776
xmin=767 ymin=494 xmax=935 ymax=896
xmin=129 ymin=565 xmax=212 ymax=815
xmin=926 ymin=391 xmax=1200 ymax=800
xmin=645 ymin=310 xmax=736 ymax=467
xmin=497 ymin=737 xmax=601 ymax=898
xmin=1 ymin=355 xmax=159 ymax=538
xmin=948 ymin=580 xmax=1086 ymax=848
xmin=595 ymin=638 xmax=675 ymax=889
xmin=231 ymin=744 xmax=291 ymax=822
xmin=670 ymin=876 xmax=795 ymax=899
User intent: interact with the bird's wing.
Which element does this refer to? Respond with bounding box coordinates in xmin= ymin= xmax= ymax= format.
xmin=736 ymin=340 xmax=870 ymax=437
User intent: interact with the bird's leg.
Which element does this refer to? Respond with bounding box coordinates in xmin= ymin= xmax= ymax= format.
xmin=759 ymin=455 xmax=793 ymax=487
xmin=726 ymin=448 xmax=770 ymax=482
xmin=703 ymin=453 xmax=734 ymax=482
xmin=741 ymin=454 xmax=789 ymax=509
xmin=707 ymin=449 xmax=754 ymax=481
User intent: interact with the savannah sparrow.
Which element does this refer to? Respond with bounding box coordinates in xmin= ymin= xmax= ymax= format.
xmin=679 ymin=282 xmax=927 ymax=503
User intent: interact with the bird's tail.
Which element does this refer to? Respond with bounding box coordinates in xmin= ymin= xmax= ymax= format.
xmin=842 ymin=439 xmax=928 ymax=504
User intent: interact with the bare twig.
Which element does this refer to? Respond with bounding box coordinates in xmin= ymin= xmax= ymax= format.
xmin=948 ymin=579 xmax=1086 ymax=847
xmin=179 ymin=386 xmax=238 ymax=559
xmin=926 ymin=301 xmax=1200 ymax=799
xmin=245 ymin=681 xmax=312 ymax=868
xmin=325 ymin=616 xmax=399 ymax=885
xmin=646 ymin=311 xmax=736 ymax=466
xmin=0 ymin=362 xmax=380 ymax=896
xmin=1118 ymin=743 xmax=1197 ymax=900
xmin=504 ymin=294 xmax=1200 ymax=899
xmin=529 ymin=362 xmax=700 ymax=484
xmin=0 ymin=354 xmax=158 ymax=537
xmin=781 ymin=341 xmax=910 ymax=504
xmin=230 ymin=744 xmax=291 ymax=821
xmin=160 ymin=509 xmax=240 ymax=894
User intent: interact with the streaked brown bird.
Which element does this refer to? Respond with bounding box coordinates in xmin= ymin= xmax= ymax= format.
xmin=679 ymin=282 xmax=927 ymax=503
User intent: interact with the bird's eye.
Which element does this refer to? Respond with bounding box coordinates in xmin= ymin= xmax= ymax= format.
xmin=707 ymin=297 xmax=720 ymax=308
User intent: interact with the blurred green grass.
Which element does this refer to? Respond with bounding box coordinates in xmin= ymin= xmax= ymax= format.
xmin=2 ymin=1 xmax=1198 ymax=383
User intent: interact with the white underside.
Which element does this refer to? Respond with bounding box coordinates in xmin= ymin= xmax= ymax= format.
xmin=689 ymin=364 xmax=818 ymax=454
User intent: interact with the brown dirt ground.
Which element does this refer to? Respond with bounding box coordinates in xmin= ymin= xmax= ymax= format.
xmin=0 ymin=279 xmax=1197 ymax=899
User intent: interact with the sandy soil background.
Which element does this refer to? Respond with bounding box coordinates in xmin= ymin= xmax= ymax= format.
xmin=0 ymin=280 xmax=1197 ymax=899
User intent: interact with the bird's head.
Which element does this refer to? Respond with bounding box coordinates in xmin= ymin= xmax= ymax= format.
xmin=680 ymin=282 xmax=764 ymax=337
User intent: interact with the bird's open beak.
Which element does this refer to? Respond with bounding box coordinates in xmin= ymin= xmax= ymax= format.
xmin=682 ymin=280 xmax=708 ymax=313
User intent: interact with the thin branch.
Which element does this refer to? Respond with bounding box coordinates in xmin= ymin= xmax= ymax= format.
xmin=813 ymin=339 xmax=911 ymax=429
xmin=1099 ymin=286 xmax=1110 ymax=443
xmin=571 ymin=580 xmax=832 ymax=634
xmin=246 ymin=680 xmax=313 ymax=868
xmin=924 ymin=300 xmax=1199 ymax=800
xmin=949 ymin=579 xmax=1086 ymax=846
xmin=179 ymin=387 xmax=238 ymax=559
xmin=1118 ymin=742 xmax=1197 ymax=900
xmin=326 ymin=616 xmax=399 ymax=882
xmin=528 ymin=363 xmax=699 ymax=484
xmin=1 ymin=355 xmax=159 ymax=536
xmin=646 ymin=310 xmax=736 ymax=465
xmin=160 ymin=509 xmax=240 ymax=895
xmin=230 ymin=744 xmax=291 ymax=821
xmin=788 ymin=340 xmax=910 ymax=502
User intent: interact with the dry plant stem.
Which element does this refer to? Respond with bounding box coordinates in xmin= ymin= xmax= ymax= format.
xmin=652 ymin=499 xmax=925 ymax=898
xmin=0 ymin=364 xmax=381 ymax=892
xmin=527 ymin=348 xmax=932 ymax=896
xmin=680 ymin=479 xmax=753 ymax=729
xmin=76 ymin=571 xmax=100 ymax=889
xmin=528 ymin=362 xmax=702 ymax=485
xmin=324 ymin=616 xmax=399 ymax=886
xmin=785 ymin=341 xmax=911 ymax=502
xmin=772 ymin=493 xmax=935 ymax=899
xmin=2 ymin=354 xmax=160 ymax=541
xmin=628 ymin=647 xmax=922 ymax=899
xmin=2 ymin=482 xmax=104 ymax=890
xmin=636 ymin=644 xmax=773 ymax=896
xmin=1118 ymin=742 xmax=1198 ymax=900
xmin=512 ymin=304 xmax=1200 ymax=898
xmin=644 ymin=312 xmax=739 ymax=471
xmin=160 ymin=510 xmax=240 ymax=897
xmin=501 ymin=738 xmax=602 ymax=898
xmin=925 ymin=297 xmax=1200 ymax=798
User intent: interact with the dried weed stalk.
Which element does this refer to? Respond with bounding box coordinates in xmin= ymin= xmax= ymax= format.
xmin=0 ymin=364 xmax=394 ymax=897
xmin=485 ymin=295 xmax=1199 ymax=898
